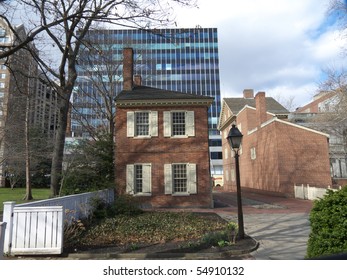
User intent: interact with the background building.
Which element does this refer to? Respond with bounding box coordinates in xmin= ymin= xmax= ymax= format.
xmin=0 ymin=19 xmax=59 ymax=187
xmin=74 ymin=28 xmax=222 ymax=177
xmin=218 ymin=91 xmax=332 ymax=196
xmin=291 ymin=91 xmax=347 ymax=186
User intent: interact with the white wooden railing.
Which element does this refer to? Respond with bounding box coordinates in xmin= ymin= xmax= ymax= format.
xmin=294 ymin=184 xmax=341 ymax=200
xmin=1 ymin=188 xmax=114 ymax=256
xmin=17 ymin=189 xmax=115 ymax=222
xmin=4 ymin=204 xmax=64 ymax=255
xmin=0 ymin=222 xmax=6 ymax=260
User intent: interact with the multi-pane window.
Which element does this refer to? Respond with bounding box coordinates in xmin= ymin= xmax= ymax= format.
xmin=127 ymin=111 xmax=158 ymax=138
xmin=172 ymin=112 xmax=186 ymax=136
xmin=163 ymin=111 xmax=195 ymax=137
xmin=173 ymin=164 xmax=187 ymax=193
xmin=126 ymin=163 xmax=152 ymax=195
xmin=135 ymin=112 xmax=149 ymax=136
xmin=135 ymin=165 xmax=143 ymax=193
xmin=164 ymin=163 xmax=197 ymax=195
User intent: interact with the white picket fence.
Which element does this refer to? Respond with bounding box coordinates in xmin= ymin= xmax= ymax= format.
xmin=294 ymin=184 xmax=341 ymax=200
xmin=0 ymin=222 xmax=6 ymax=260
xmin=16 ymin=189 xmax=115 ymax=222
xmin=1 ymin=188 xmax=114 ymax=257
xmin=4 ymin=204 xmax=64 ymax=255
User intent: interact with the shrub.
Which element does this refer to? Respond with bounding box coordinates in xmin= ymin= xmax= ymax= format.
xmin=63 ymin=211 xmax=88 ymax=249
xmin=201 ymin=231 xmax=229 ymax=246
xmin=201 ymin=221 xmax=238 ymax=247
xmin=113 ymin=194 xmax=144 ymax=216
xmin=306 ymin=186 xmax=347 ymax=258
xmin=226 ymin=221 xmax=238 ymax=244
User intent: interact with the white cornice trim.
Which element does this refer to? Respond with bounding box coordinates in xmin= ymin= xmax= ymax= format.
xmin=262 ymin=118 xmax=330 ymax=138
xmin=116 ymin=99 xmax=213 ymax=107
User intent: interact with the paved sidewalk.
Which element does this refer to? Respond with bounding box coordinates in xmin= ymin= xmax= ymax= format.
xmin=218 ymin=212 xmax=310 ymax=260
xmin=213 ymin=191 xmax=313 ymax=260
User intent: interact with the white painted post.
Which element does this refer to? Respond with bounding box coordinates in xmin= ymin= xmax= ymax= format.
xmin=0 ymin=222 xmax=6 ymax=260
xmin=301 ymin=184 xmax=304 ymax=199
xmin=2 ymin=201 xmax=15 ymax=255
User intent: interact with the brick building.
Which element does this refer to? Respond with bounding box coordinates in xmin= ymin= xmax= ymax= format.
xmin=291 ymin=91 xmax=347 ymax=185
xmin=219 ymin=90 xmax=332 ymax=196
xmin=115 ymin=48 xmax=214 ymax=208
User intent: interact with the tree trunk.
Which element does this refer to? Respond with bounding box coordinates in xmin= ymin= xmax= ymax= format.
xmin=23 ymin=94 xmax=33 ymax=201
xmin=50 ymin=93 xmax=70 ymax=197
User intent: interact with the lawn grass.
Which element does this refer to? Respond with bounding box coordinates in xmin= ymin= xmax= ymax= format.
xmin=0 ymin=188 xmax=51 ymax=213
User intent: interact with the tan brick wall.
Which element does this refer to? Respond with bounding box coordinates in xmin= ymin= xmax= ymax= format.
xmin=115 ymin=105 xmax=212 ymax=208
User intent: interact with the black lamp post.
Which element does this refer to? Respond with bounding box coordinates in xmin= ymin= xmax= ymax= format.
xmin=227 ymin=124 xmax=245 ymax=239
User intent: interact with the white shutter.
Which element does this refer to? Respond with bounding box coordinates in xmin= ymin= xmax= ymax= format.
xmin=163 ymin=111 xmax=171 ymax=137
xmin=126 ymin=164 xmax=134 ymax=194
xmin=187 ymin=163 xmax=197 ymax=194
xmin=164 ymin=164 xmax=172 ymax=194
xmin=127 ymin=111 xmax=135 ymax=137
xmin=186 ymin=111 xmax=195 ymax=137
xmin=150 ymin=111 xmax=158 ymax=137
xmin=142 ymin=164 xmax=152 ymax=193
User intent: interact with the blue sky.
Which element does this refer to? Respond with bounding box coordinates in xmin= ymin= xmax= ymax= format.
xmin=174 ymin=0 xmax=347 ymax=108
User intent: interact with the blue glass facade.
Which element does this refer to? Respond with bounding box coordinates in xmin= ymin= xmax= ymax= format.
xmin=74 ymin=28 xmax=223 ymax=175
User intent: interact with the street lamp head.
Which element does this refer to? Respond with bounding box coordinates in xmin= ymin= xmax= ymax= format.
xmin=227 ymin=124 xmax=243 ymax=151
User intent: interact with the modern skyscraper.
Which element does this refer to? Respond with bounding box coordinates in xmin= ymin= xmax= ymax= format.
xmin=74 ymin=28 xmax=223 ymax=176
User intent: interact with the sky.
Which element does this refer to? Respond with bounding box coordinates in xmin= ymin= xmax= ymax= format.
xmin=173 ymin=0 xmax=347 ymax=108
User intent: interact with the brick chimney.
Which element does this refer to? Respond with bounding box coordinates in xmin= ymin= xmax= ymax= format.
xmin=134 ymin=74 xmax=142 ymax=86
xmin=243 ymin=89 xmax=254 ymax=99
xmin=123 ymin=48 xmax=134 ymax=91
xmin=255 ymin=91 xmax=267 ymax=126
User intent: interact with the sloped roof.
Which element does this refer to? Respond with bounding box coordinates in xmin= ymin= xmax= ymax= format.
xmin=115 ymin=85 xmax=214 ymax=107
xmin=116 ymin=85 xmax=213 ymax=101
xmin=224 ymin=97 xmax=289 ymax=115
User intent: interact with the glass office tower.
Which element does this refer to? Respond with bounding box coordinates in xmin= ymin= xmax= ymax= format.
xmin=74 ymin=28 xmax=223 ymax=177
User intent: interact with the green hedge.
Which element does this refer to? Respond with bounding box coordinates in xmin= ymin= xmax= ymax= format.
xmin=306 ymin=187 xmax=347 ymax=258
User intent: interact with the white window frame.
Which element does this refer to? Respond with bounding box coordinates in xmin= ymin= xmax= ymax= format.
xmin=127 ymin=111 xmax=158 ymax=138
xmin=126 ymin=163 xmax=152 ymax=196
xmin=164 ymin=163 xmax=197 ymax=196
xmin=251 ymin=147 xmax=256 ymax=160
xmin=163 ymin=111 xmax=195 ymax=138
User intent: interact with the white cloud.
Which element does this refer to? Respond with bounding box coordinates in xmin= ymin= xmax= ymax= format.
xmin=174 ymin=0 xmax=347 ymax=107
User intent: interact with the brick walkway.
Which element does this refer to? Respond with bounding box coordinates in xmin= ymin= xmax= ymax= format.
xmin=213 ymin=191 xmax=313 ymax=215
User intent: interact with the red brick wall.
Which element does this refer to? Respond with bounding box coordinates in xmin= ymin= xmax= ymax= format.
xmin=295 ymin=92 xmax=335 ymax=113
xmin=221 ymin=107 xmax=331 ymax=196
xmin=274 ymin=121 xmax=332 ymax=192
xmin=115 ymin=105 xmax=212 ymax=208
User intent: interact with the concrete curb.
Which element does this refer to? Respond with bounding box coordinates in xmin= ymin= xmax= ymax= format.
xmin=65 ymin=238 xmax=259 ymax=260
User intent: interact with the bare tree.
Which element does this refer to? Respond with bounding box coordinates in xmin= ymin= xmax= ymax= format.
xmin=73 ymin=38 xmax=150 ymax=138
xmin=1 ymin=0 xmax=197 ymax=197
xmin=1 ymin=22 xmax=38 ymax=199
xmin=308 ymin=67 xmax=347 ymax=180
xmin=271 ymin=93 xmax=298 ymax=112
xmin=314 ymin=67 xmax=347 ymax=141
